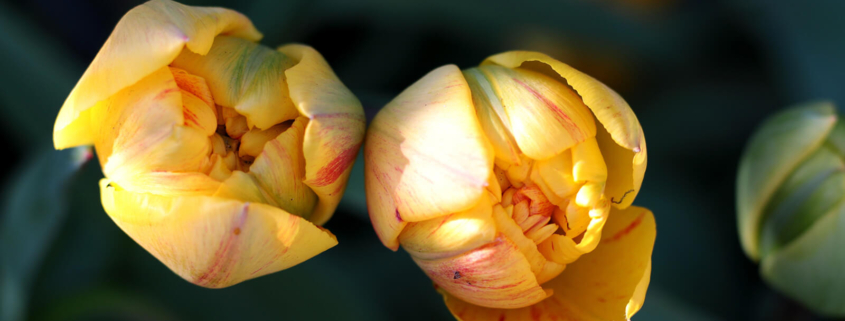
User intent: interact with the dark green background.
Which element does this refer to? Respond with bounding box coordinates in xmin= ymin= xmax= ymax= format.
xmin=1 ymin=0 xmax=843 ymax=320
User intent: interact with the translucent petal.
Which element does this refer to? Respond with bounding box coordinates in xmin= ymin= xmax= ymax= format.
xmin=281 ymin=44 xmax=366 ymax=226
xmin=474 ymin=65 xmax=596 ymax=161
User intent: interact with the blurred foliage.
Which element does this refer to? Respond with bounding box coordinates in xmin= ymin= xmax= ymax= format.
xmin=0 ymin=0 xmax=843 ymax=320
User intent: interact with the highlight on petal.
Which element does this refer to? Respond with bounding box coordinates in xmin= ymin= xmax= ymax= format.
xmin=365 ymin=64 xmax=493 ymax=249
xmin=281 ymin=44 xmax=366 ymax=226
xmin=400 ymin=192 xmax=497 ymax=261
xmin=99 ymin=179 xmax=337 ymax=288
xmin=736 ymin=102 xmax=837 ymax=260
xmin=439 ymin=206 xmax=656 ymax=321
xmin=54 ymin=0 xmax=261 ymax=149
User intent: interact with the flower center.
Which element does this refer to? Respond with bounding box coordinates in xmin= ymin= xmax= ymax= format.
xmin=169 ymin=66 xmax=294 ymax=180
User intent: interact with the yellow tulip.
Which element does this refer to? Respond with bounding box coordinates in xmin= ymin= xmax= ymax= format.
xmin=365 ymin=51 xmax=655 ymax=320
xmin=52 ymin=0 xmax=364 ymax=288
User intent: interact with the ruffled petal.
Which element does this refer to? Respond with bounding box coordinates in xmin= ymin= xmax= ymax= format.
xmin=280 ymin=44 xmax=366 ymax=226
xmin=482 ymin=51 xmax=647 ymax=208
xmin=100 ymin=178 xmax=337 ymax=289
xmin=441 ymin=206 xmax=656 ymax=321
xmin=54 ymin=0 xmax=261 ymax=149
xmin=365 ymin=65 xmax=493 ymax=249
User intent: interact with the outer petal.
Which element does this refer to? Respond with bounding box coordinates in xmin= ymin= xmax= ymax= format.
xmin=399 ymin=193 xmax=497 ymax=260
xmin=441 ymin=206 xmax=656 ymax=321
xmin=482 ymin=51 xmax=647 ymax=208
xmin=736 ymin=102 xmax=837 ymax=260
xmin=365 ymin=65 xmax=493 ymax=249
xmin=417 ymin=235 xmax=551 ymax=309
xmin=100 ymin=179 xmax=337 ymax=288
xmin=54 ymin=0 xmax=261 ymax=149
xmin=279 ymin=44 xmax=366 ymax=226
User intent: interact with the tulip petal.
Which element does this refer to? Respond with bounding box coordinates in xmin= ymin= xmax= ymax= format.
xmin=737 ymin=102 xmax=837 ymax=260
xmin=482 ymin=51 xmax=647 ymax=208
xmin=472 ymin=65 xmax=597 ymax=161
xmin=416 ymin=235 xmax=551 ymax=309
xmin=100 ymin=178 xmax=337 ymax=289
xmin=597 ymin=122 xmax=647 ymax=209
xmin=280 ymin=44 xmax=366 ymax=226
xmin=400 ymin=193 xmax=497 ymax=260
xmin=440 ymin=206 xmax=656 ymax=321
xmin=365 ymin=65 xmax=493 ymax=249
xmin=761 ymin=199 xmax=845 ymax=316
xmin=54 ymin=0 xmax=261 ymax=149
xmin=170 ymin=36 xmax=299 ymax=130
xmin=462 ymin=68 xmax=521 ymax=164
xmin=248 ymin=117 xmax=318 ymax=219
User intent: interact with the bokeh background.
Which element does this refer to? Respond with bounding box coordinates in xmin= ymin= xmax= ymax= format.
xmin=1 ymin=0 xmax=844 ymax=320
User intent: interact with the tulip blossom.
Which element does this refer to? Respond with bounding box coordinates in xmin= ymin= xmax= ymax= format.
xmin=737 ymin=102 xmax=845 ymax=316
xmin=366 ymin=51 xmax=655 ymax=320
xmin=52 ymin=0 xmax=364 ymax=288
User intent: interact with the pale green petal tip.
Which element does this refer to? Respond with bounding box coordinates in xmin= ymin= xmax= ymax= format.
xmin=737 ymin=101 xmax=838 ymax=261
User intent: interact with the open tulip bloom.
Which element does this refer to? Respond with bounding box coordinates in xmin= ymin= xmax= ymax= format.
xmin=52 ymin=0 xmax=364 ymax=288
xmin=365 ymin=52 xmax=655 ymax=320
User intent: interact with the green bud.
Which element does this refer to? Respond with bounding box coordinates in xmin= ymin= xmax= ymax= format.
xmin=736 ymin=101 xmax=845 ymax=316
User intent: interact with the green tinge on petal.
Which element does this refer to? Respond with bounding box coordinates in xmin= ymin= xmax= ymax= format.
xmin=171 ymin=36 xmax=299 ymax=130
xmin=761 ymin=199 xmax=845 ymax=317
xmin=758 ymin=146 xmax=845 ymax=257
xmin=737 ymin=101 xmax=837 ymax=261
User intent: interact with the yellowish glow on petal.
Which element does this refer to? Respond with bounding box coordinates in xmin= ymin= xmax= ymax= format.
xmin=54 ymin=0 xmax=261 ymax=149
xmin=364 ymin=64 xmax=493 ymax=249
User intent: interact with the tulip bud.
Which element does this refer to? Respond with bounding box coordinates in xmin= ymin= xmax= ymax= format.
xmin=52 ymin=0 xmax=364 ymax=288
xmin=737 ymin=101 xmax=845 ymax=316
xmin=365 ymin=51 xmax=656 ymax=320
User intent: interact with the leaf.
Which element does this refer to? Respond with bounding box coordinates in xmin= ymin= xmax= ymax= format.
xmin=0 ymin=147 xmax=91 ymax=321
